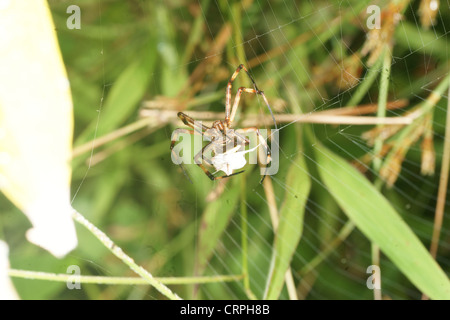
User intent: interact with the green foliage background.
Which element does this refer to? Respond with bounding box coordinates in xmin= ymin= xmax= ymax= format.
xmin=1 ymin=0 xmax=450 ymax=299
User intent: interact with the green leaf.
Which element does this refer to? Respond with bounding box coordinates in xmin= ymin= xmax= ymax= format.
xmin=264 ymin=153 xmax=311 ymax=299
xmin=314 ymin=144 xmax=450 ymax=300
xmin=100 ymin=45 xmax=155 ymax=133
xmin=195 ymin=185 xmax=241 ymax=277
xmin=75 ymin=41 xmax=156 ymax=145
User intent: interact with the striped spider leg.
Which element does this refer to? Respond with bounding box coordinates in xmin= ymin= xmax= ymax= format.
xmin=170 ymin=64 xmax=277 ymax=182
xmin=170 ymin=112 xmax=247 ymax=181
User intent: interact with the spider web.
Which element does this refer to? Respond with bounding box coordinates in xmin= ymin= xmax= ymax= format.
xmin=50 ymin=0 xmax=450 ymax=300
xmin=189 ymin=0 xmax=450 ymax=300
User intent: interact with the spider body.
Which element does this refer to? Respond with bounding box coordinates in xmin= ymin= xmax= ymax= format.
xmin=171 ymin=64 xmax=276 ymax=181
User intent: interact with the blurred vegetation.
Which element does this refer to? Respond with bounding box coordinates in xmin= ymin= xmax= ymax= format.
xmin=2 ymin=0 xmax=450 ymax=299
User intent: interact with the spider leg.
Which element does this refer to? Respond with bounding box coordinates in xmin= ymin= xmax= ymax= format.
xmin=236 ymin=127 xmax=271 ymax=159
xmin=177 ymin=112 xmax=210 ymax=134
xmin=223 ymin=130 xmax=250 ymax=151
xmin=236 ymin=127 xmax=271 ymax=183
xmin=170 ymin=128 xmax=200 ymax=184
xmin=214 ymin=170 xmax=245 ymax=180
xmin=193 ymin=141 xmax=245 ymax=181
xmin=225 ymin=64 xmax=254 ymax=125
xmin=229 ymin=87 xmax=259 ymax=126
xmin=225 ymin=64 xmax=278 ymax=129
xmin=193 ymin=141 xmax=216 ymax=180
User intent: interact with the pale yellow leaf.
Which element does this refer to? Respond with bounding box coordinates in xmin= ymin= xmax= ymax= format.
xmin=0 ymin=0 xmax=77 ymax=257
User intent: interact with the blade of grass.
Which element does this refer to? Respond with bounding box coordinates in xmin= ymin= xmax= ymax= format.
xmin=299 ymin=220 xmax=355 ymax=277
xmin=379 ymin=73 xmax=450 ymax=184
xmin=8 ymin=269 xmax=243 ymax=286
xmin=429 ymin=83 xmax=450 ymax=259
xmin=346 ymin=52 xmax=384 ymax=108
xmin=264 ymin=153 xmax=311 ymax=300
xmin=194 ymin=183 xmax=241 ymax=278
xmin=180 ymin=0 xmax=211 ymax=66
xmin=371 ymin=46 xmax=392 ymax=300
xmin=72 ymin=117 xmax=158 ymax=159
xmin=156 ymin=3 xmax=188 ymax=96
xmin=396 ymin=21 xmax=450 ymax=63
xmin=72 ymin=210 xmax=182 ymax=300
xmin=75 ymin=42 xmax=156 ymax=145
xmin=423 ymin=81 xmax=450 ymax=300
xmin=263 ymin=176 xmax=298 ymax=300
xmin=230 ymin=2 xmax=247 ymax=66
xmin=314 ymin=144 xmax=450 ymax=300
xmin=373 ymin=48 xmax=391 ymax=174
xmin=240 ymin=174 xmax=257 ymax=300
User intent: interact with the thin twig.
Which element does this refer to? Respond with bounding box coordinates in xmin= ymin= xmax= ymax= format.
xmin=72 ymin=118 xmax=158 ymax=158
xmin=373 ymin=48 xmax=392 ymax=173
xmin=76 ymin=98 xmax=408 ymax=162
xmin=371 ymin=47 xmax=392 ymax=301
xmin=429 ymin=81 xmax=450 ymax=258
xmin=378 ymin=74 xmax=450 ymax=187
xmin=262 ymin=177 xmax=298 ymax=300
xmin=422 ymin=78 xmax=450 ymax=301
xmin=88 ymin=127 xmax=156 ymax=166
xmin=7 ymin=269 xmax=243 ymax=285
xmin=71 ymin=210 xmax=182 ymax=300
xmin=140 ymin=100 xmax=411 ymax=127
xmin=263 ymin=177 xmax=279 ymax=229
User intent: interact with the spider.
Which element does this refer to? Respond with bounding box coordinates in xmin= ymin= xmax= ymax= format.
xmin=170 ymin=64 xmax=277 ymax=182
